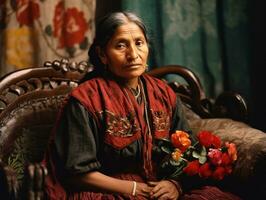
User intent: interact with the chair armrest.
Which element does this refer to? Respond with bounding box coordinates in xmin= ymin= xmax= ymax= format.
xmin=188 ymin=118 xmax=266 ymax=199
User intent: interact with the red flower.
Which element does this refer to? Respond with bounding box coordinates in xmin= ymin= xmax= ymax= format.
xmin=158 ymin=130 xmax=237 ymax=181
xmin=212 ymin=166 xmax=226 ymax=180
xmin=225 ymin=165 xmax=233 ymax=174
xmin=208 ymin=148 xmax=223 ymax=166
xmin=199 ymin=163 xmax=212 ymax=178
xmin=221 ymin=153 xmax=231 ymax=166
xmin=183 ymin=160 xmax=200 ymax=176
xmin=16 ymin=0 xmax=40 ymax=26
xmin=53 ymin=1 xmax=88 ymax=48
xmin=171 ymin=130 xmax=191 ymax=152
xmin=197 ymin=130 xmax=221 ymax=148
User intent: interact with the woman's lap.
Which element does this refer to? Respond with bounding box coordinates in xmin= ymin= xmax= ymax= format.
xmin=181 ymin=186 xmax=242 ymax=200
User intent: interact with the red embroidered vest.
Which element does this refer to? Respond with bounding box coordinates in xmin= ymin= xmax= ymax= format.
xmin=70 ymin=74 xmax=177 ymax=180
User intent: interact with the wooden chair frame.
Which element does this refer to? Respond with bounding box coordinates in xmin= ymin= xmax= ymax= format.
xmin=0 ymin=59 xmax=248 ymax=199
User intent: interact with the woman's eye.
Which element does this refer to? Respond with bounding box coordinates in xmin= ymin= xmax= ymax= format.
xmin=136 ymin=40 xmax=144 ymax=47
xmin=116 ymin=43 xmax=126 ymax=49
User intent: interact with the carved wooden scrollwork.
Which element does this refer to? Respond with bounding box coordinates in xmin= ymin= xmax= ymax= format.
xmin=147 ymin=65 xmax=248 ymax=121
xmin=43 ymin=58 xmax=91 ymax=74
xmin=0 ymin=59 xmax=91 ymax=116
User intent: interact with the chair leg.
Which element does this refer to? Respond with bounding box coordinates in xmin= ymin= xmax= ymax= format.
xmin=27 ymin=163 xmax=47 ymax=200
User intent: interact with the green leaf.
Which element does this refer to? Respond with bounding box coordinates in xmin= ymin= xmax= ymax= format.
xmin=67 ymin=47 xmax=76 ymax=57
xmin=79 ymin=37 xmax=89 ymax=50
xmin=45 ymin=25 xmax=53 ymax=36
xmin=192 ymin=151 xmax=201 ymax=158
xmin=199 ymin=156 xmax=207 ymax=164
xmin=200 ymin=146 xmax=207 ymax=156
xmin=221 ymin=146 xmax=227 ymax=152
xmin=157 ymin=138 xmax=172 ymax=145
xmin=169 ymin=159 xmax=181 ymax=166
xmin=161 ymin=146 xmax=172 ymax=154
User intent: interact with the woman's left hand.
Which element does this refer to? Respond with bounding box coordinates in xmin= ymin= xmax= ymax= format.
xmin=148 ymin=180 xmax=180 ymax=200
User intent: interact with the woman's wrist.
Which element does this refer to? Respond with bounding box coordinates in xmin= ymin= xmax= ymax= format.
xmin=167 ymin=179 xmax=183 ymax=196
xmin=132 ymin=181 xmax=137 ymax=196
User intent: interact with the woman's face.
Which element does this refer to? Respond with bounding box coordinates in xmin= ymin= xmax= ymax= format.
xmin=99 ymin=22 xmax=149 ymax=85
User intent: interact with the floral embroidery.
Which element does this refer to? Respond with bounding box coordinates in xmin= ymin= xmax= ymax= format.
xmin=105 ymin=110 xmax=140 ymax=137
xmin=1 ymin=0 xmax=95 ymax=75
xmin=53 ymin=1 xmax=88 ymax=48
xmin=5 ymin=27 xmax=36 ymax=68
xmin=151 ymin=110 xmax=170 ymax=131
xmin=16 ymin=0 xmax=40 ymax=26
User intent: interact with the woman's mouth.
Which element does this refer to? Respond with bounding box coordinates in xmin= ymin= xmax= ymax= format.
xmin=125 ymin=64 xmax=142 ymax=69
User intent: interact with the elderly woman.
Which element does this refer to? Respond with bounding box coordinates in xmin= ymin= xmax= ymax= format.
xmin=44 ymin=12 xmax=242 ymax=200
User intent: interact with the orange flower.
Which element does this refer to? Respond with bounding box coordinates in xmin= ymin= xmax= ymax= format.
xmin=225 ymin=142 xmax=237 ymax=161
xmin=172 ymin=149 xmax=182 ymax=161
xmin=171 ymin=130 xmax=191 ymax=152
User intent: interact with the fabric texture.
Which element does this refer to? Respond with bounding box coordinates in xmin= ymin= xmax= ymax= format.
xmin=0 ymin=0 xmax=95 ymax=76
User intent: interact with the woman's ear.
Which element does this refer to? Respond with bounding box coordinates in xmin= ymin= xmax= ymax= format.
xmin=96 ymin=46 xmax=107 ymax=65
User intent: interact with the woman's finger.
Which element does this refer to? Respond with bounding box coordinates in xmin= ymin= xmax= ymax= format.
xmin=147 ymin=181 xmax=158 ymax=186
xmin=151 ymin=188 xmax=168 ymax=199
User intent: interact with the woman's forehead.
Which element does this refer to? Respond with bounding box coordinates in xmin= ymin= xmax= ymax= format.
xmin=112 ymin=22 xmax=145 ymax=39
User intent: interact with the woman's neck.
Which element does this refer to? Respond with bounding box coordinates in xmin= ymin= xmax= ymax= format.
xmin=124 ymin=78 xmax=139 ymax=89
xmin=103 ymin=71 xmax=140 ymax=89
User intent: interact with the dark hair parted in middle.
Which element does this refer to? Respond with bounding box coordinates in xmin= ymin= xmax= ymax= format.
xmin=88 ymin=12 xmax=149 ymax=71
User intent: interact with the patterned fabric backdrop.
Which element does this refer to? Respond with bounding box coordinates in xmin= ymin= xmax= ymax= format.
xmin=0 ymin=0 xmax=96 ymax=77
xmin=121 ymin=0 xmax=250 ymax=99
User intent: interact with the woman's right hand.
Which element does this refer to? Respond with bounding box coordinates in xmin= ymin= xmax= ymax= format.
xmin=135 ymin=182 xmax=153 ymax=198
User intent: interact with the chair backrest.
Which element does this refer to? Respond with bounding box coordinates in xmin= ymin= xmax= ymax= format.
xmin=0 ymin=59 xmax=90 ymax=193
xmin=0 ymin=59 xmax=248 ymax=199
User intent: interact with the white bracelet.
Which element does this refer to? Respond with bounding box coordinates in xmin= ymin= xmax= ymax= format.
xmin=132 ymin=181 xmax=137 ymax=196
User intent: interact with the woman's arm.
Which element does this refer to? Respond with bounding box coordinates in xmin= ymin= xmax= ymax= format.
xmin=65 ymin=171 xmax=152 ymax=197
xmin=54 ymin=98 xmax=152 ymax=197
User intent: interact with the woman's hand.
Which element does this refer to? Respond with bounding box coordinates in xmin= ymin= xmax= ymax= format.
xmin=148 ymin=180 xmax=180 ymax=200
xmin=135 ymin=182 xmax=153 ymax=198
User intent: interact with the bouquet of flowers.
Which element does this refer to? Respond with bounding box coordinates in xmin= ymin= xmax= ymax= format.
xmin=155 ymin=130 xmax=237 ymax=181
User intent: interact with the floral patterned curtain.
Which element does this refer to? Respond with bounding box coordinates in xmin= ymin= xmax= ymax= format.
xmin=0 ymin=0 xmax=96 ymax=77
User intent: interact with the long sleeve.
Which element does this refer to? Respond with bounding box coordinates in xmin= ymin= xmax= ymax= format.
xmin=54 ymin=97 xmax=101 ymax=176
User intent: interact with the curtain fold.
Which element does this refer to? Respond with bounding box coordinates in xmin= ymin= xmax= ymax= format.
xmin=121 ymin=0 xmax=250 ymax=99
xmin=0 ymin=0 xmax=96 ymax=76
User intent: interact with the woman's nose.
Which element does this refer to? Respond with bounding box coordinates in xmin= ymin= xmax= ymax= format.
xmin=127 ymin=45 xmax=139 ymax=60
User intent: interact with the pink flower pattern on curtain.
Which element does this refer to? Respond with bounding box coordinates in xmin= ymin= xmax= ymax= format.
xmin=0 ymin=0 xmax=96 ymax=77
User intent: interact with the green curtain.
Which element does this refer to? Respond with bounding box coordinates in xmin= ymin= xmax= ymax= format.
xmin=121 ymin=0 xmax=250 ymax=99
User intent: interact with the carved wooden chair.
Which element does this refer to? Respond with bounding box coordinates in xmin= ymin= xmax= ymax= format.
xmin=0 ymin=59 xmax=265 ymax=200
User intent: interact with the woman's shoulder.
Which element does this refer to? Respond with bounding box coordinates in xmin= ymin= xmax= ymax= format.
xmin=69 ymin=73 xmax=105 ymax=99
xmin=142 ymin=73 xmax=173 ymax=90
